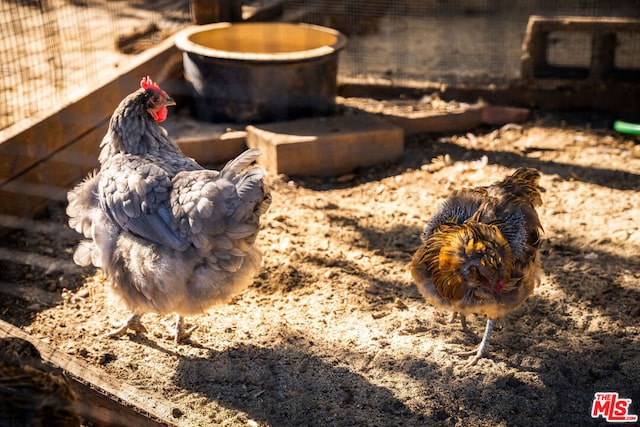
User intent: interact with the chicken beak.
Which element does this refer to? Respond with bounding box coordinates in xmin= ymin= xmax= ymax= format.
xmin=164 ymin=97 xmax=176 ymax=107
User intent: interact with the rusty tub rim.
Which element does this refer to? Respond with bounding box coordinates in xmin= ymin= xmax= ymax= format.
xmin=175 ymin=22 xmax=347 ymax=63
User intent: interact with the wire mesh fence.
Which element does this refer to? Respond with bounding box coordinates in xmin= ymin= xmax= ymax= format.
xmin=283 ymin=0 xmax=640 ymax=86
xmin=1 ymin=0 xmax=639 ymax=133
xmin=0 ymin=0 xmax=191 ymax=132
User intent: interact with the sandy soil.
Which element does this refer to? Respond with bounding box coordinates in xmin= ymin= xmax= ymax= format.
xmin=1 ymin=109 xmax=640 ymax=427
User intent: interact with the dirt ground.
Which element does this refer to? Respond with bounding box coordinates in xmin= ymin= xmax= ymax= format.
xmin=1 ymin=107 xmax=640 ymax=426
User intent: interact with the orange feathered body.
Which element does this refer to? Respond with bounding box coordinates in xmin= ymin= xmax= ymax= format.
xmin=410 ymin=168 xmax=543 ymax=320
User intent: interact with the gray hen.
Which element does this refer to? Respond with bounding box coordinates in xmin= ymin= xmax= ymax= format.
xmin=67 ymin=76 xmax=271 ymax=342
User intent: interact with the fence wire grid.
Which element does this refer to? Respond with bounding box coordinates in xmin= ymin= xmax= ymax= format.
xmin=283 ymin=0 xmax=640 ymax=84
xmin=0 ymin=0 xmax=191 ymax=132
xmin=2 ymin=0 xmax=639 ymax=133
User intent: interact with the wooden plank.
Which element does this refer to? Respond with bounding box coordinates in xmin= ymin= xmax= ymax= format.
xmin=522 ymin=15 xmax=640 ymax=33
xmin=382 ymin=108 xmax=483 ymax=136
xmin=0 ymin=319 xmax=177 ymax=427
xmin=177 ymin=132 xmax=247 ymax=165
xmin=247 ymin=114 xmax=404 ymax=177
xmin=0 ymin=121 xmax=104 ymax=218
xmin=337 ymin=78 xmax=640 ymax=116
xmin=0 ymin=35 xmax=183 ymax=181
xmin=0 ymin=281 xmax=59 ymax=306
xmin=162 ymin=115 xmax=248 ymax=165
xmin=0 ymin=213 xmax=79 ymax=238
xmin=0 ymin=248 xmax=84 ymax=275
xmin=0 ymin=189 xmax=59 ymax=222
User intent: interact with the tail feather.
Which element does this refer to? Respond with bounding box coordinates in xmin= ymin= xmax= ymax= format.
xmin=67 ymin=171 xmax=100 ymax=237
xmin=497 ymin=167 xmax=542 ymax=207
xmin=225 ymin=223 xmax=258 ymax=239
xmin=230 ymin=168 xmax=268 ymax=223
xmin=220 ymin=149 xmax=262 ymax=179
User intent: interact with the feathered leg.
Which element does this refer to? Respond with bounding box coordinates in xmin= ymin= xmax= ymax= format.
xmin=165 ymin=315 xmax=198 ymax=344
xmin=105 ymin=313 xmax=147 ymax=338
xmin=458 ymin=318 xmax=494 ymax=367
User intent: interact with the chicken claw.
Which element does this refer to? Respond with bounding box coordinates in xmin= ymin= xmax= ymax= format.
xmin=165 ymin=315 xmax=198 ymax=344
xmin=105 ymin=313 xmax=147 ymax=338
xmin=454 ymin=319 xmax=494 ymax=367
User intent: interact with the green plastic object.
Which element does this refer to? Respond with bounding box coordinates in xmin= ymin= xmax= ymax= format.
xmin=614 ymin=120 xmax=640 ymax=135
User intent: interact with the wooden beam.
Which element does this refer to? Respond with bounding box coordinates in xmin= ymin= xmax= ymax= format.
xmin=337 ymin=77 xmax=640 ymax=116
xmin=0 ymin=319 xmax=177 ymax=427
xmin=0 ymin=281 xmax=59 ymax=307
xmin=0 ymin=248 xmax=84 ymax=275
xmin=0 ymin=214 xmax=80 ymax=239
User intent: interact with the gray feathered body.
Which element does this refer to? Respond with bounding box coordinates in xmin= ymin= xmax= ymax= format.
xmin=67 ymin=85 xmax=270 ymax=316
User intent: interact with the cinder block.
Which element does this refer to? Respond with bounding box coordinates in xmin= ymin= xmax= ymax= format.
xmin=165 ymin=115 xmax=246 ymax=165
xmin=480 ymin=106 xmax=530 ymax=125
xmin=521 ymin=16 xmax=640 ymax=84
xmin=246 ymin=114 xmax=404 ymax=177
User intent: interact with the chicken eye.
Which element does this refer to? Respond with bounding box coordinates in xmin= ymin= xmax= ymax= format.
xmin=146 ymin=95 xmax=159 ymax=109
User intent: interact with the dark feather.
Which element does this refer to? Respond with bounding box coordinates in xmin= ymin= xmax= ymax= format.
xmin=411 ymin=167 xmax=543 ymax=318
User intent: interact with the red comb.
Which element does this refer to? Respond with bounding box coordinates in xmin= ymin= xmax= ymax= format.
xmin=140 ymin=76 xmax=160 ymax=91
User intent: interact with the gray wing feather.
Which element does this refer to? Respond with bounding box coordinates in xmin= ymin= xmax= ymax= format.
xmin=228 ymin=168 xmax=266 ymax=223
xmin=170 ymin=154 xmax=266 ymax=251
xmin=219 ymin=148 xmax=261 ymax=179
xmin=96 ymin=148 xmax=265 ymax=253
xmin=99 ymin=154 xmax=189 ymax=251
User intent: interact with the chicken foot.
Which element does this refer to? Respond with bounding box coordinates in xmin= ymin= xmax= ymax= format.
xmin=105 ymin=313 xmax=147 ymax=339
xmin=164 ymin=315 xmax=198 ymax=344
xmin=456 ymin=318 xmax=494 ymax=367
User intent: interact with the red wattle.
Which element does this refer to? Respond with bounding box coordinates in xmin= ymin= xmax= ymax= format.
xmin=154 ymin=107 xmax=168 ymax=122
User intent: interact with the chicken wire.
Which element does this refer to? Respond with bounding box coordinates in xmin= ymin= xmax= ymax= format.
xmin=0 ymin=0 xmax=191 ymax=132
xmin=282 ymin=0 xmax=640 ymax=85
xmin=2 ymin=0 xmax=640 ymax=132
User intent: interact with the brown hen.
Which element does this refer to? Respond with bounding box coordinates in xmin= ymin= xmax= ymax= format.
xmin=410 ymin=167 xmax=543 ymax=365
